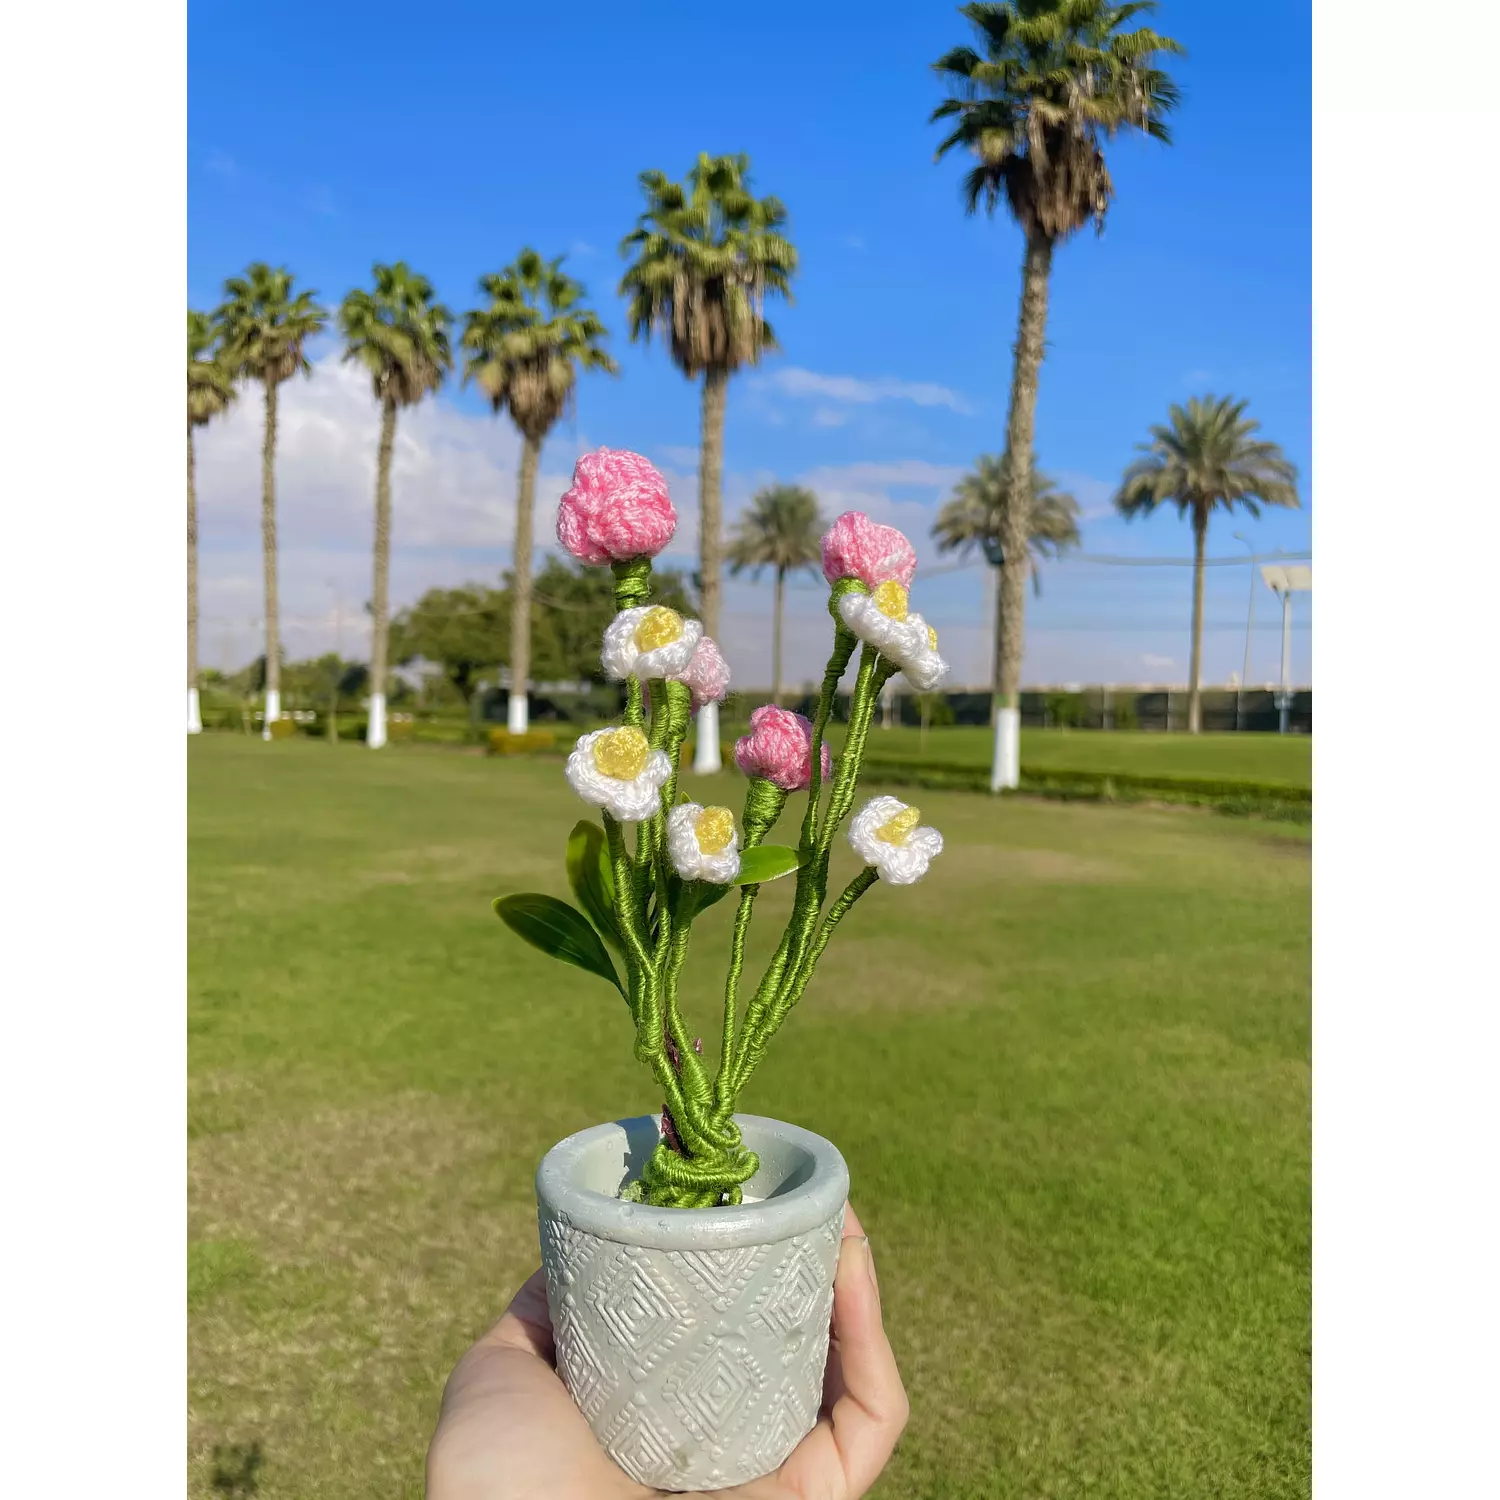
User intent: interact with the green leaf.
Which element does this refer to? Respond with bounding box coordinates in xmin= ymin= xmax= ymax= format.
xmin=732 ymin=845 xmax=805 ymax=886
xmin=493 ymin=893 xmax=624 ymax=995
xmin=694 ymin=881 xmax=735 ymax=914
xmin=565 ymin=821 xmax=622 ymax=952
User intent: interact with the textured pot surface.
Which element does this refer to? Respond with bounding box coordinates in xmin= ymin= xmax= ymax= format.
xmin=536 ymin=1114 xmax=848 ymax=1492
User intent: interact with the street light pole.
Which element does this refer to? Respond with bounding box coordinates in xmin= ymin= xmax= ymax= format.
xmin=1234 ymin=532 xmax=1256 ymax=733
xmin=1260 ymin=563 xmax=1309 ymax=736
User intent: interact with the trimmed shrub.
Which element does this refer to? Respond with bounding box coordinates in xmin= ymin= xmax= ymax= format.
xmin=487 ymin=728 xmax=559 ymax=757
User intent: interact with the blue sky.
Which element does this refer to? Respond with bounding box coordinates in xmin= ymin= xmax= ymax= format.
xmin=188 ymin=0 xmax=1311 ymax=689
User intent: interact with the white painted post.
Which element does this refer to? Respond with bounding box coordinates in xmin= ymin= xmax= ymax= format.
xmin=368 ymin=692 xmax=388 ymax=748
xmin=262 ymin=688 xmax=280 ymax=741
xmin=187 ymin=688 xmax=202 ymax=735
xmin=507 ymin=689 xmax=529 ymax=735
xmin=692 ymin=699 xmax=722 ymax=773
xmin=991 ymin=706 xmax=1020 ymax=792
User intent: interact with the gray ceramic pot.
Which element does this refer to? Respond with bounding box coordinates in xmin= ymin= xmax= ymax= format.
xmin=535 ymin=1114 xmax=849 ymax=1492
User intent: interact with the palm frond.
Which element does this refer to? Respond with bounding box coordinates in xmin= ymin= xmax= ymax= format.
xmin=617 ymin=153 xmax=797 ymax=380
xmin=932 ymin=451 xmax=1082 ymax=581
xmin=188 ymin=308 xmax=237 ymax=427
xmin=726 ymin=484 xmax=825 ymax=578
xmin=1113 ymin=394 xmax=1301 ymax=525
xmin=214 ymin=262 xmax=329 ymax=388
xmin=337 ymin=261 xmax=453 ymax=408
xmin=461 ymin=250 xmax=617 ymax=440
xmin=928 ymin=0 xmax=1183 ymax=240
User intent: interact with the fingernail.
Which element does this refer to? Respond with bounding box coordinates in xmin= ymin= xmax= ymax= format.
xmin=845 ymin=1234 xmax=878 ymax=1291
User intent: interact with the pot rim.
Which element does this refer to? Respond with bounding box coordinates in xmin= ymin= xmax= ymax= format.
xmin=536 ymin=1113 xmax=849 ymax=1250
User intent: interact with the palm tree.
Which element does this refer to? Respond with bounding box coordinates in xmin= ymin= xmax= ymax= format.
xmin=931 ymin=0 xmax=1182 ymax=785
xmin=339 ymin=263 xmax=453 ymax=749
xmin=462 ymin=250 xmax=616 ymax=734
xmin=933 ymin=453 xmax=1080 ymax=724
xmin=214 ymin=264 xmax=327 ymax=738
xmin=726 ymin=484 xmax=825 ymax=705
xmin=620 ymin=152 xmax=796 ymax=769
xmin=187 ymin=309 xmax=236 ymax=734
xmin=1114 ymin=395 xmax=1300 ymax=733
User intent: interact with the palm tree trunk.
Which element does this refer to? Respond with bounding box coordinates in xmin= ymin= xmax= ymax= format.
xmin=772 ymin=566 xmax=785 ymax=706
xmin=261 ymin=378 xmax=281 ymax=739
xmin=1188 ymin=506 xmax=1208 ymax=734
xmin=367 ymin=394 xmax=398 ymax=749
xmin=187 ymin=424 xmax=202 ymax=734
xmin=693 ymin=369 xmax=729 ymax=772
xmin=991 ymin=231 xmax=1054 ymax=791
xmin=989 ymin=562 xmax=1003 ymax=729
xmin=508 ymin=433 xmax=540 ymax=735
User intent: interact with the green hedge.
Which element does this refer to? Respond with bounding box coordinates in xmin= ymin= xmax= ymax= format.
xmin=858 ymin=755 xmax=1311 ymax=821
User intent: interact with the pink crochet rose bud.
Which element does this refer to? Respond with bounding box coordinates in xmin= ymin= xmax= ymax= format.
xmin=556 ymin=447 xmax=677 ymax=566
xmin=820 ymin=510 xmax=918 ymax=590
xmin=734 ymin=705 xmax=833 ymax=792
xmin=671 ymin=635 xmax=731 ymax=713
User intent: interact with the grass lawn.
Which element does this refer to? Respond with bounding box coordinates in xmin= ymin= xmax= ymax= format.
xmin=189 ymin=735 xmax=1309 ymax=1500
xmin=849 ymin=725 xmax=1312 ymax=788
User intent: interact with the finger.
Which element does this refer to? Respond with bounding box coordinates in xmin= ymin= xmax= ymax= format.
xmin=483 ymin=1267 xmax=555 ymax=1363
xmin=825 ymin=1234 xmax=908 ymax=1497
xmin=842 ymin=1202 xmax=866 ymax=1240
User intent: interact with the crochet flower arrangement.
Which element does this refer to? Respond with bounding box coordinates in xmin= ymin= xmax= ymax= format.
xmin=496 ymin=446 xmax=948 ymax=1209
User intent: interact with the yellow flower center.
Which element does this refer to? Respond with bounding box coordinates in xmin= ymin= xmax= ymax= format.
xmin=874 ymin=805 xmax=921 ymax=846
xmin=592 ymin=725 xmax=650 ymax=780
xmin=633 ymin=606 xmax=684 ymax=652
xmin=927 ymin=625 xmax=939 ymax=651
xmin=694 ymin=806 xmax=736 ymax=854
xmin=872 ymin=581 xmax=909 ymax=621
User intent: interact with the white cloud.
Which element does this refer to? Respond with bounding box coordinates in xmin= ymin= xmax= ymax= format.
xmin=843 ymin=234 xmax=866 ymax=252
xmin=195 ymin=363 xmax=970 ymax=679
xmin=204 ymin=150 xmax=237 ymax=179
xmin=810 ymin=407 xmax=848 ymax=428
xmin=761 ymin=367 xmax=974 ymax=415
xmin=194 ymin=354 xmax=590 ymax=665
xmin=569 ymin=241 xmax=599 ymax=258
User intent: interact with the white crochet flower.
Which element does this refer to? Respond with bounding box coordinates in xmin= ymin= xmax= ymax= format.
xmin=848 ymin=795 xmax=944 ymax=885
xmin=565 ymin=726 xmax=672 ymax=823
xmin=838 ymin=582 xmax=950 ymax=689
xmin=602 ymin=605 xmax=703 ymax=681
xmin=838 ymin=581 xmax=923 ymax=657
xmin=899 ymin=612 xmax=951 ymax=692
xmin=667 ymin=803 xmax=742 ymax=884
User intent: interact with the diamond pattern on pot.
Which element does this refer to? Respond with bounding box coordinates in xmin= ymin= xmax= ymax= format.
xmin=589 ymin=1248 xmax=692 ymax=1367
xmin=598 ymin=1400 xmax=680 ymax=1488
xmin=662 ymin=1333 xmax=768 ymax=1446
xmin=554 ymin=1302 xmax=611 ymax=1420
xmin=748 ymin=1378 xmax=816 ymax=1475
xmin=666 ymin=1244 xmax=770 ymax=1313
xmin=538 ymin=1203 xmax=847 ymax=1489
xmin=539 ymin=1215 xmax=600 ymax=1288
xmin=747 ymin=1238 xmax=828 ymax=1340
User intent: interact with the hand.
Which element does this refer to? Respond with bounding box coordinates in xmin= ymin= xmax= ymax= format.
xmin=427 ymin=1204 xmax=908 ymax=1499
